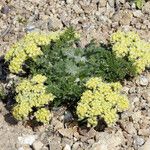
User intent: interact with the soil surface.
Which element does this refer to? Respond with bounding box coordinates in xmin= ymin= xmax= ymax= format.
xmin=0 ymin=0 xmax=150 ymax=150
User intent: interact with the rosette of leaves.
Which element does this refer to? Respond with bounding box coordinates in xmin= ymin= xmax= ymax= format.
xmin=12 ymin=74 xmax=55 ymax=124
xmin=134 ymin=0 xmax=145 ymax=9
xmin=28 ymin=28 xmax=131 ymax=106
xmin=77 ymin=77 xmax=129 ymax=127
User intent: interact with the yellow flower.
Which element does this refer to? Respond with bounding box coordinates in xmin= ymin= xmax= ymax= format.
xmin=77 ymin=77 xmax=129 ymax=127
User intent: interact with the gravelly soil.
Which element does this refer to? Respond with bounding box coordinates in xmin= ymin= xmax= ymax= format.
xmin=0 ymin=0 xmax=150 ymax=150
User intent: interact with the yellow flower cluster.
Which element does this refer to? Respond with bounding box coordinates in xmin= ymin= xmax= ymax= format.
xmin=111 ymin=31 xmax=150 ymax=75
xmin=77 ymin=77 xmax=129 ymax=127
xmin=5 ymin=31 xmax=62 ymax=74
xmin=34 ymin=108 xmax=52 ymax=124
xmin=13 ymin=74 xmax=55 ymax=123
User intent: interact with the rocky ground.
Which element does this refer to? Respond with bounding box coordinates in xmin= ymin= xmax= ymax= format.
xmin=0 ymin=0 xmax=150 ymax=150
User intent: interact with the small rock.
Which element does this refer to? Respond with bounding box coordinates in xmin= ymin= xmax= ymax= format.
xmin=88 ymin=139 xmax=95 ymax=145
xmin=117 ymin=0 xmax=125 ymax=4
xmin=53 ymin=119 xmax=64 ymax=131
xmin=112 ymin=10 xmax=133 ymax=25
xmin=139 ymin=76 xmax=149 ymax=86
xmin=138 ymin=128 xmax=150 ymax=136
xmin=26 ymin=24 xmax=36 ymax=32
xmin=63 ymin=144 xmax=71 ymax=150
xmin=131 ymin=111 xmax=142 ymax=123
xmin=143 ymin=20 xmax=150 ymax=26
xmin=139 ymin=138 xmax=150 ymax=150
xmin=142 ymin=89 xmax=150 ymax=102
xmin=91 ymin=143 xmax=108 ymax=150
xmin=48 ymin=17 xmax=63 ymax=30
xmin=1 ymin=5 xmax=10 ymax=14
xmin=72 ymin=142 xmax=83 ymax=150
xmin=82 ymin=4 xmax=96 ymax=14
xmin=142 ymin=2 xmax=150 ymax=15
xmin=94 ymin=131 xmax=123 ymax=150
xmin=108 ymin=0 xmax=115 ymax=8
xmin=73 ymin=4 xmax=83 ymax=14
xmin=32 ymin=141 xmax=43 ymax=150
xmin=134 ymin=136 xmax=145 ymax=147
xmin=61 ymin=137 xmax=73 ymax=146
xmin=18 ymin=145 xmax=32 ymax=150
xmin=58 ymin=128 xmax=74 ymax=139
xmin=99 ymin=0 xmax=107 ymax=7
xmin=64 ymin=111 xmax=74 ymax=123
xmin=66 ymin=0 xmax=73 ymax=4
xmin=122 ymin=86 xmax=130 ymax=94
xmin=133 ymin=10 xmax=143 ymax=18
xmin=129 ymin=87 xmax=136 ymax=94
xmin=120 ymin=10 xmax=133 ymax=25
xmin=28 ymin=0 xmax=42 ymax=3
xmin=49 ymin=140 xmax=62 ymax=150
xmin=18 ymin=135 xmax=37 ymax=146
xmin=135 ymin=23 xmax=141 ymax=29
xmin=125 ymin=122 xmax=137 ymax=135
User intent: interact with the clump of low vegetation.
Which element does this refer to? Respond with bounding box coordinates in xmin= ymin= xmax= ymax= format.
xmin=77 ymin=77 xmax=129 ymax=127
xmin=12 ymin=74 xmax=55 ymax=124
xmin=111 ymin=31 xmax=150 ymax=75
xmin=133 ymin=0 xmax=145 ymax=9
xmin=4 ymin=27 xmax=150 ymax=127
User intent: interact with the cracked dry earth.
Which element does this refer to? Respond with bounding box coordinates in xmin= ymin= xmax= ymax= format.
xmin=0 ymin=0 xmax=150 ymax=150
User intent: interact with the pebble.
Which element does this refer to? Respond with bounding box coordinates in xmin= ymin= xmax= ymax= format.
xmin=91 ymin=143 xmax=108 ymax=150
xmin=142 ymin=1 xmax=150 ymax=15
xmin=108 ymin=0 xmax=115 ymax=8
xmin=72 ymin=142 xmax=83 ymax=150
xmin=125 ymin=122 xmax=137 ymax=135
xmin=63 ymin=144 xmax=71 ymax=150
xmin=66 ymin=0 xmax=73 ymax=4
xmin=134 ymin=136 xmax=145 ymax=147
xmin=99 ymin=0 xmax=107 ymax=7
xmin=18 ymin=135 xmax=37 ymax=146
xmin=48 ymin=17 xmax=63 ymax=30
xmin=32 ymin=141 xmax=43 ymax=150
xmin=142 ymin=90 xmax=150 ymax=102
xmin=139 ymin=76 xmax=149 ymax=86
xmin=133 ymin=10 xmax=143 ymax=18
xmin=138 ymin=128 xmax=150 ymax=136
xmin=18 ymin=145 xmax=32 ymax=150
xmin=122 ymin=86 xmax=130 ymax=94
xmin=26 ymin=24 xmax=36 ymax=32
xmin=1 ymin=5 xmax=10 ymax=14
xmin=58 ymin=128 xmax=74 ymax=139
xmin=139 ymin=138 xmax=150 ymax=150
xmin=64 ymin=111 xmax=74 ymax=123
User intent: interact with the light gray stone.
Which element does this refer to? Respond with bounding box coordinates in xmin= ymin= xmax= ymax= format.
xmin=32 ymin=141 xmax=43 ymax=150
xmin=63 ymin=144 xmax=71 ymax=150
xmin=133 ymin=10 xmax=143 ymax=18
xmin=134 ymin=136 xmax=145 ymax=147
xmin=66 ymin=0 xmax=73 ymax=4
xmin=48 ymin=17 xmax=63 ymax=30
xmin=91 ymin=143 xmax=108 ymax=150
xmin=18 ymin=135 xmax=38 ymax=146
xmin=139 ymin=138 xmax=150 ymax=150
xmin=108 ymin=0 xmax=115 ymax=8
xmin=142 ymin=2 xmax=150 ymax=15
xmin=139 ymin=76 xmax=149 ymax=86
xmin=99 ymin=0 xmax=107 ymax=7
